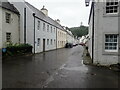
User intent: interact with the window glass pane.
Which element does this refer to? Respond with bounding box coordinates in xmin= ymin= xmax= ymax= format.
xmin=105 ymin=43 xmax=108 ymax=46
xmin=113 ymin=47 xmax=117 ymax=50
xmin=106 ymin=1 xmax=118 ymax=14
xmin=37 ymin=38 xmax=40 ymax=46
xmin=105 ymin=34 xmax=118 ymax=51
xmin=114 ymin=35 xmax=117 ymax=38
xmin=6 ymin=33 xmax=11 ymax=42
xmin=6 ymin=13 xmax=11 ymax=23
xmin=110 ymin=38 xmax=114 ymax=42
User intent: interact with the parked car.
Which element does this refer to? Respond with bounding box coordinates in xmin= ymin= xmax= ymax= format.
xmin=79 ymin=42 xmax=85 ymax=46
xmin=65 ymin=43 xmax=73 ymax=48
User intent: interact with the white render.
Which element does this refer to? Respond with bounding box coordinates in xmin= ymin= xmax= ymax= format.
xmin=9 ymin=0 xmax=66 ymax=53
xmin=66 ymin=29 xmax=74 ymax=44
xmin=9 ymin=1 xmax=34 ymax=47
xmin=34 ymin=18 xmax=57 ymax=53
xmin=88 ymin=1 xmax=120 ymax=65
xmin=0 ymin=8 xmax=2 ymax=48
xmin=0 ymin=6 xmax=20 ymax=48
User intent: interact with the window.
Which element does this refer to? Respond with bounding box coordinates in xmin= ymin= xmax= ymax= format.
xmin=51 ymin=26 xmax=52 ymax=33
xmin=58 ymin=41 xmax=59 ymax=46
xmin=43 ymin=23 xmax=45 ymax=31
xmin=54 ymin=39 xmax=56 ymax=45
xmin=58 ymin=31 xmax=59 ymax=36
xmin=6 ymin=33 xmax=11 ymax=42
xmin=105 ymin=34 xmax=118 ymax=52
xmin=47 ymin=39 xmax=49 ymax=45
xmin=54 ymin=28 xmax=55 ymax=33
xmin=6 ymin=13 xmax=11 ymax=23
xmin=38 ymin=21 xmax=40 ymax=30
xmin=106 ymin=0 xmax=119 ymax=14
xmin=51 ymin=39 xmax=52 ymax=45
xmin=37 ymin=38 xmax=40 ymax=46
xmin=47 ymin=25 xmax=49 ymax=32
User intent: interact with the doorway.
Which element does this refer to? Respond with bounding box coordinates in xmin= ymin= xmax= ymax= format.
xmin=43 ymin=39 xmax=45 ymax=52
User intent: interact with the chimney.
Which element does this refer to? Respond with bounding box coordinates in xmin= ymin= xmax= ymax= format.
xmin=56 ymin=19 xmax=60 ymax=24
xmin=41 ymin=6 xmax=48 ymax=16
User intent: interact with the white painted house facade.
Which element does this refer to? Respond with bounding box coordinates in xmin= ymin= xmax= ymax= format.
xmin=0 ymin=1 xmax=20 ymax=49
xmin=66 ymin=28 xmax=74 ymax=44
xmin=88 ymin=0 xmax=120 ymax=65
xmin=9 ymin=0 xmax=66 ymax=53
xmin=57 ymin=25 xmax=67 ymax=49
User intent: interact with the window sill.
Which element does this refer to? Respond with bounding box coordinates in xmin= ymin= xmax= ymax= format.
xmin=103 ymin=13 xmax=119 ymax=17
xmin=102 ymin=51 xmax=119 ymax=56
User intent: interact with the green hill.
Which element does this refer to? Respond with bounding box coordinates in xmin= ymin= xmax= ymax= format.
xmin=69 ymin=26 xmax=88 ymax=37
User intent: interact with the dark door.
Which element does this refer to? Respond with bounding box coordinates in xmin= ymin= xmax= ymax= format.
xmin=43 ymin=39 xmax=45 ymax=52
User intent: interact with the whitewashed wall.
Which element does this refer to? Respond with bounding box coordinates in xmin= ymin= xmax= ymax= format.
xmin=0 ymin=8 xmax=2 ymax=49
xmin=1 ymin=8 xmax=19 ymax=47
xmin=10 ymin=1 xmax=35 ymax=53
xmin=66 ymin=31 xmax=74 ymax=44
xmin=88 ymin=2 xmax=119 ymax=65
xmin=35 ymin=18 xmax=57 ymax=53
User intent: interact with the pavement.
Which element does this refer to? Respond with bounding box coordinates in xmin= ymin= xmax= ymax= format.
xmin=2 ymin=45 xmax=120 ymax=88
xmin=82 ymin=46 xmax=120 ymax=72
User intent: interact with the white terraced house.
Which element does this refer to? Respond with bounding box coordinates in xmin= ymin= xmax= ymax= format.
xmin=87 ymin=0 xmax=120 ymax=65
xmin=0 ymin=0 xmax=20 ymax=49
xmin=9 ymin=0 xmax=67 ymax=53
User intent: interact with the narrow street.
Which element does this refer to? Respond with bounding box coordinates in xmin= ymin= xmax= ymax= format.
xmin=3 ymin=46 xmax=119 ymax=88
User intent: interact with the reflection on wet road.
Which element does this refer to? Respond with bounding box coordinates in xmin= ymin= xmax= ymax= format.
xmin=2 ymin=46 xmax=119 ymax=88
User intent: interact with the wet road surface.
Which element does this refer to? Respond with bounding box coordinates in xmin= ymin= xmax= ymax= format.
xmin=2 ymin=46 xmax=120 ymax=88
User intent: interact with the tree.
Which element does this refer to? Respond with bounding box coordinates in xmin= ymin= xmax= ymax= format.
xmin=69 ymin=26 xmax=88 ymax=37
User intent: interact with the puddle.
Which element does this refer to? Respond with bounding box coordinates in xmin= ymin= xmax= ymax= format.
xmin=59 ymin=60 xmax=88 ymax=72
xmin=42 ymin=76 xmax=54 ymax=88
xmin=64 ymin=66 xmax=88 ymax=72
xmin=59 ymin=64 xmax=66 ymax=70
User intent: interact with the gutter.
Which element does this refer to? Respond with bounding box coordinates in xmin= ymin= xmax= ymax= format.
xmin=24 ymin=8 xmax=26 ymax=44
xmin=33 ymin=13 xmax=35 ymax=54
xmin=56 ymin=28 xmax=57 ymax=49
xmin=92 ymin=2 xmax=94 ymax=63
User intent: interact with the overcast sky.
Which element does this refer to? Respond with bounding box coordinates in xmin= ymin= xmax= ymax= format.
xmin=21 ymin=0 xmax=91 ymax=28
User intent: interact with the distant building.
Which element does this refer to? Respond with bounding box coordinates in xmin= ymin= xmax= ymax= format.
xmin=0 ymin=1 xmax=20 ymax=48
xmin=88 ymin=0 xmax=120 ymax=65
xmin=66 ymin=28 xmax=74 ymax=44
xmin=56 ymin=24 xmax=66 ymax=49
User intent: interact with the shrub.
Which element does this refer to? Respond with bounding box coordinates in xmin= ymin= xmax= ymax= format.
xmin=2 ymin=43 xmax=33 ymax=57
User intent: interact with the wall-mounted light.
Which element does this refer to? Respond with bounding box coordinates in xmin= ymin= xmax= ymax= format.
xmin=85 ymin=0 xmax=90 ymax=6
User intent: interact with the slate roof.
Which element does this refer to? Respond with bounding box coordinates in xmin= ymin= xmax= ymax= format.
xmin=25 ymin=2 xmax=64 ymax=30
xmin=0 ymin=0 xmax=19 ymax=15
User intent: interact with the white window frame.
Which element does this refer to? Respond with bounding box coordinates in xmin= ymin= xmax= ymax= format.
xmin=51 ymin=39 xmax=52 ymax=45
xmin=47 ymin=39 xmax=49 ymax=45
xmin=38 ymin=21 xmax=40 ymax=30
xmin=43 ymin=23 xmax=45 ymax=31
xmin=54 ymin=39 xmax=56 ymax=45
xmin=105 ymin=34 xmax=118 ymax=52
xmin=51 ymin=26 xmax=52 ymax=33
xmin=47 ymin=25 xmax=49 ymax=32
xmin=37 ymin=38 xmax=40 ymax=46
xmin=6 ymin=12 xmax=11 ymax=23
xmin=6 ymin=32 xmax=11 ymax=42
xmin=54 ymin=27 xmax=55 ymax=33
xmin=106 ymin=0 xmax=119 ymax=14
